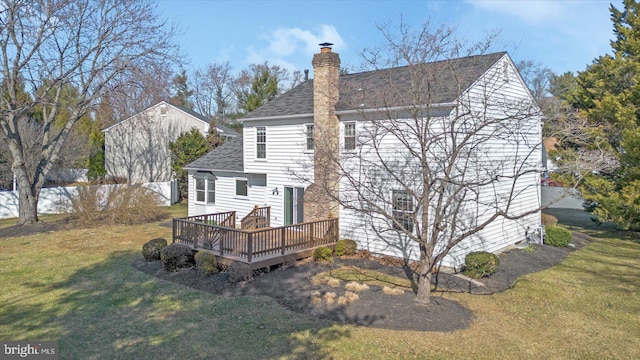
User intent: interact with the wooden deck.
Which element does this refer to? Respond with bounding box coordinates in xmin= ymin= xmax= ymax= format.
xmin=172 ymin=212 xmax=338 ymax=270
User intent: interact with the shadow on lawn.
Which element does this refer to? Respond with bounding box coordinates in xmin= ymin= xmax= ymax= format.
xmin=0 ymin=251 xmax=350 ymax=359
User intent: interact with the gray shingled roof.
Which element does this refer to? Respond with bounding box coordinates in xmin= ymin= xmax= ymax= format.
xmin=184 ymin=137 xmax=243 ymax=172
xmin=171 ymin=102 xmax=239 ymax=137
xmin=242 ymin=52 xmax=506 ymax=120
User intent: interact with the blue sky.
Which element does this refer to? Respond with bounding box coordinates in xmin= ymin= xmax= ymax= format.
xmin=157 ymin=0 xmax=622 ymax=76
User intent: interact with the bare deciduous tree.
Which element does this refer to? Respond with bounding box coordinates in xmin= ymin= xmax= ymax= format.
xmin=304 ymin=21 xmax=543 ymax=304
xmin=192 ymin=62 xmax=235 ymax=121
xmin=0 ymin=0 xmax=178 ymax=225
xmin=516 ymin=60 xmax=553 ymax=102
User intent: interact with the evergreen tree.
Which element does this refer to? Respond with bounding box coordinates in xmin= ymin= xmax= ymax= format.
xmin=170 ymin=69 xmax=194 ymax=109
xmin=168 ymin=128 xmax=208 ymax=198
xmin=236 ymin=64 xmax=280 ymax=114
xmin=87 ymin=128 xmax=106 ymax=182
xmin=567 ymin=0 xmax=640 ymax=230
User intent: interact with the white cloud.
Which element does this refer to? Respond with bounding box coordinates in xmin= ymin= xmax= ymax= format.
xmin=266 ymin=24 xmax=346 ymax=56
xmin=243 ymin=24 xmax=346 ymax=73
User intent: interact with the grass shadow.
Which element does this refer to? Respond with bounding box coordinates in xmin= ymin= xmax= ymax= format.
xmin=0 ymin=250 xmax=350 ymax=359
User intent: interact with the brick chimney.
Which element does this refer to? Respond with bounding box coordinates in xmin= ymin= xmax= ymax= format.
xmin=303 ymin=43 xmax=340 ymax=222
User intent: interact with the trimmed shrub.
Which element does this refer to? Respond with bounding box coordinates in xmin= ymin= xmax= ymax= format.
xmin=313 ymin=247 xmax=334 ymax=263
xmin=544 ymin=225 xmax=572 ymax=247
xmin=142 ymin=238 xmax=167 ymax=261
xmin=464 ymin=251 xmax=500 ymax=279
xmin=195 ymin=251 xmax=219 ymax=275
xmin=542 ymin=213 xmax=558 ymax=226
xmin=335 ymin=239 xmax=357 ymax=256
xmin=160 ymin=243 xmax=195 ymax=272
xmin=228 ymin=262 xmax=252 ymax=283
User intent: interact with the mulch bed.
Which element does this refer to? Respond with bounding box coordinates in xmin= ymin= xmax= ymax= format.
xmin=133 ymin=232 xmax=591 ymax=332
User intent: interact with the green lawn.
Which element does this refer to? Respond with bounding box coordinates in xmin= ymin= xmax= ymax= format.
xmin=1 ymin=207 xmax=639 ymax=359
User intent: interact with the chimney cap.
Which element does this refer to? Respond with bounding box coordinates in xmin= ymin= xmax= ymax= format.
xmin=319 ymin=42 xmax=333 ymax=48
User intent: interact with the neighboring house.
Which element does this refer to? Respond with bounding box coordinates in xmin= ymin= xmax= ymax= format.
xmin=184 ymin=46 xmax=542 ymax=268
xmin=104 ymin=101 xmax=238 ymax=183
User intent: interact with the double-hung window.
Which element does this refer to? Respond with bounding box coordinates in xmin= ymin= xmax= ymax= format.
xmin=195 ymin=176 xmax=215 ymax=204
xmin=306 ymin=124 xmax=314 ymax=151
xmin=344 ymin=122 xmax=356 ymax=150
xmin=256 ymin=127 xmax=266 ymax=159
xmin=392 ymin=190 xmax=413 ymax=233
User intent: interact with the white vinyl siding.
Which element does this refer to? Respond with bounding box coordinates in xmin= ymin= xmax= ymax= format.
xmin=241 ymin=118 xmax=314 ymax=226
xmin=339 ymin=57 xmax=541 ymax=268
xmin=189 ymin=171 xmax=268 ymax=225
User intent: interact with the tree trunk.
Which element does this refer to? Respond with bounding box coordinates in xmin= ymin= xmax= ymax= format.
xmin=414 ymin=257 xmax=433 ymax=304
xmin=12 ymin=160 xmax=40 ymax=225
xmin=15 ymin=173 xmax=39 ymax=225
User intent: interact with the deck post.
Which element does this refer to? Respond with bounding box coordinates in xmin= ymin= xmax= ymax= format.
xmin=310 ymin=223 xmax=315 ymax=247
xmin=281 ymin=227 xmax=286 ymax=255
xmin=247 ymin=232 xmax=253 ymax=262
xmin=219 ymin=228 xmax=224 ymax=256
xmin=172 ymin=219 xmax=177 ymax=243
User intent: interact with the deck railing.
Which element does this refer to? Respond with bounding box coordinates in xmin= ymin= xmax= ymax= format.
xmin=184 ymin=211 xmax=236 ymax=227
xmin=240 ymin=206 xmax=270 ymax=230
xmin=173 ymin=213 xmax=338 ymax=263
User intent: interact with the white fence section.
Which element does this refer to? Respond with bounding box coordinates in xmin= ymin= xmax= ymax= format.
xmin=0 ymin=180 xmax=179 ymax=220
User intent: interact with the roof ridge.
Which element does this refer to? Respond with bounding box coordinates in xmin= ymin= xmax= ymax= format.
xmin=339 ymin=51 xmax=507 ymax=78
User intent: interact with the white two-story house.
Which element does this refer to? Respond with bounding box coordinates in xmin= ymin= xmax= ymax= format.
xmin=184 ymin=45 xmax=542 ymax=268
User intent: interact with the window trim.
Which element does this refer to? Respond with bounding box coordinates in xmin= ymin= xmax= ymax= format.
xmin=256 ymin=127 xmax=266 ymax=159
xmin=344 ymin=122 xmax=356 ymax=150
